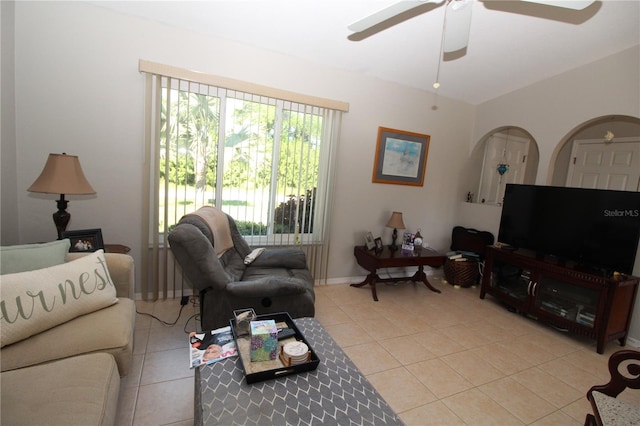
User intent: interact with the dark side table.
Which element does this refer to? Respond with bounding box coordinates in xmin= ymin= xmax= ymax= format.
xmin=352 ymin=245 xmax=446 ymax=301
xmin=104 ymin=244 xmax=130 ymax=254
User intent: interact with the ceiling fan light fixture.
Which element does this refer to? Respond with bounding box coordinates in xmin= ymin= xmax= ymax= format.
xmin=451 ymin=0 xmax=471 ymax=12
xmin=443 ymin=0 xmax=473 ymax=52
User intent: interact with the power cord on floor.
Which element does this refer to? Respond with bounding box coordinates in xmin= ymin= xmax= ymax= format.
xmin=183 ymin=313 xmax=201 ymax=334
xmin=135 ymin=304 xmax=186 ymax=326
xmin=183 ymin=296 xmax=201 ymax=333
xmin=135 ymin=295 xmax=200 ymax=328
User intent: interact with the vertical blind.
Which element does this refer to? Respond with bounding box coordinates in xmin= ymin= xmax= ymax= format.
xmin=140 ymin=60 xmax=347 ymax=300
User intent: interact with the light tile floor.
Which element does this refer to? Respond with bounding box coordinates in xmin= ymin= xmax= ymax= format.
xmin=118 ymin=272 xmax=639 ymax=425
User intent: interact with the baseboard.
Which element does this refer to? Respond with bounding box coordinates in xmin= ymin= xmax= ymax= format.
xmin=133 ymin=288 xmax=195 ymax=301
xmin=318 ymin=277 xmax=370 ymax=286
xmin=626 ymin=337 xmax=640 ymax=349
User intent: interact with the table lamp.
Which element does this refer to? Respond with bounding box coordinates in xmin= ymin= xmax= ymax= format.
xmin=27 ymin=153 xmax=96 ymax=239
xmin=385 ymin=211 xmax=405 ymax=251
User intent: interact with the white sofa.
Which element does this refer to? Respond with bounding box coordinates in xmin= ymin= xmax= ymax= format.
xmin=0 ymin=241 xmax=136 ymax=425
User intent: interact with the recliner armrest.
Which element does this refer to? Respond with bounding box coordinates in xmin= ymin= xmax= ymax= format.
xmin=226 ymin=277 xmax=308 ymax=297
xmin=168 ymin=223 xmax=232 ymax=291
xmin=249 ymin=248 xmax=308 ymax=269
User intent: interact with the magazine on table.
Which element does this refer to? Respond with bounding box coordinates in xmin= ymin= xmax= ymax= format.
xmin=189 ymin=326 xmax=238 ymax=368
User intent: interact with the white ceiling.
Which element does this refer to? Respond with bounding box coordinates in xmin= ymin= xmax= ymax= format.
xmin=93 ymin=0 xmax=640 ymax=105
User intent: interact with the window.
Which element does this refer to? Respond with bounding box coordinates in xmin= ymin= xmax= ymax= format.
xmin=140 ymin=61 xmax=347 ymax=299
xmin=160 ymin=81 xmax=327 ymax=244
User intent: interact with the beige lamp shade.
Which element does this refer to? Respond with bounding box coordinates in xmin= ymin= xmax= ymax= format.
xmin=27 ymin=153 xmax=96 ymax=195
xmin=386 ymin=211 xmax=405 ymax=230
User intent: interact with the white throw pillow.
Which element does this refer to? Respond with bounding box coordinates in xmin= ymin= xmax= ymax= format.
xmin=0 ymin=250 xmax=118 ymax=347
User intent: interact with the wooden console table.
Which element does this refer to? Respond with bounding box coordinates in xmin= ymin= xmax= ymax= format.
xmin=480 ymin=246 xmax=639 ymax=354
xmin=352 ymin=245 xmax=447 ymax=301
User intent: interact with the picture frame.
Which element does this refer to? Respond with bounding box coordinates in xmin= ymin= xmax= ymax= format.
xmin=364 ymin=231 xmax=376 ymax=250
xmin=374 ymin=237 xmax=383 ymax=253
xmin=372 ymin=127 xmax=430 ymax=186
xmin=62 ymin=228 xmax=105 ymax=253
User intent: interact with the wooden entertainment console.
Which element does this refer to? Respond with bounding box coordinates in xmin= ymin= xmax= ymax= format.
xmin=480 ymin=246 xmax=639 ymax=354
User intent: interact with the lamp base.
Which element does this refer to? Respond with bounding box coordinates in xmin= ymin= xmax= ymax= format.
xmin=388 ymin=228 xmax=398 ymax=251
xmin=53 ymin=195 xmax=70 ymax=239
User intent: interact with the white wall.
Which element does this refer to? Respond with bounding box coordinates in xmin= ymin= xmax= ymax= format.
xmin=10 ymin=2 xmax=473 ymax=283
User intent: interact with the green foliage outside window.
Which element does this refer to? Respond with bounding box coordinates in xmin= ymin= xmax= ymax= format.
xmin=160 ymin=87 xmax=322 ymax=235
xmin=273 ymin=189 xmax=315 ymax=234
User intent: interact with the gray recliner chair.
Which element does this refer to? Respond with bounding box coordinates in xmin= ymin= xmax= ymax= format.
xmin=168 ymin=207 xmax=315 ymax=331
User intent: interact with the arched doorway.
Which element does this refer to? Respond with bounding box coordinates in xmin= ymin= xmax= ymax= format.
xmin=551 ymin=115 xmax=640 ymax=191
xmin=474 ymin=126 xmax=539 ymax=205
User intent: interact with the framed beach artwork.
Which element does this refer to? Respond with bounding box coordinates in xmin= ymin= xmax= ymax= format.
xmin=372 ymin=127 xmax=430 ymax=186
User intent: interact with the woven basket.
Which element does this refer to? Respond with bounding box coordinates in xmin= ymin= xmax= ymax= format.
xmin=444 ymin=259 xmax=479 ymax=287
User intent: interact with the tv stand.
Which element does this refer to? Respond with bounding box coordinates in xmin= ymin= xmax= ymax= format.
xmin=480 ymin=246 xmax=639 ymax=354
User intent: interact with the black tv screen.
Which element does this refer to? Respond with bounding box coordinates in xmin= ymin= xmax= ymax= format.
xmin=498 ymin=184 xmax=640 ymax=275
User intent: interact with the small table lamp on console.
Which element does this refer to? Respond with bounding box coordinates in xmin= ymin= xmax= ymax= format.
xmin=386 ymin=211 xmax=405 ymax=251
xmin=27 ymin=153 xmax=96 ymax=239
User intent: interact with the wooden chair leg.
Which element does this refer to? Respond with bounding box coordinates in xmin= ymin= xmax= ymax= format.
xmin=584 ymin=413 xmax=596 ymax=426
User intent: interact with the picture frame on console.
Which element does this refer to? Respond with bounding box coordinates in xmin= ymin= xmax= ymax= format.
xmin=374 ymin=237 xmax=383 ymax=253
xmin=63 ymin=228 xmax=105 ymax=252
xmin=372 ymin=126 xmax=430 ymax=186
xmin=364 ymin=232 xmax=376 ymax=250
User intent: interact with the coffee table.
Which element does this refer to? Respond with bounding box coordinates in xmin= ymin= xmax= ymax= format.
xmin=352 ymin=245 xmax=447 ymax=301
xmin=194 ymin=317 xmax=402 ymax=425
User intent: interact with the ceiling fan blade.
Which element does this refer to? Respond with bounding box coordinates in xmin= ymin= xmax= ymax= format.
xmin=443 ymin=0 xmax=473 ymax=53
xmin=518 ymin=0 xmax=595 ymax=10
xmin=348 ymin=0 xmax=444 ymax=33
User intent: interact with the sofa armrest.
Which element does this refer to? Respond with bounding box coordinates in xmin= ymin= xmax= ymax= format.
xmin=66 ymin=252 xmax=134 ymax=299
xmin=249 ymin=248 xmax=308 ymax=269
xmin=226 ymin=277 xmax=308 ymax=297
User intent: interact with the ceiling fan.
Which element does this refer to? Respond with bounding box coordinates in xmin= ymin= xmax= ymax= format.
xmin=348 ymin=0 xmax=596 ymax=54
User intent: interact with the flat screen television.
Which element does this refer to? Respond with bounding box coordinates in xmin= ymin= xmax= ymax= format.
xmin=498 ymin=184 xmax=640 ymax=275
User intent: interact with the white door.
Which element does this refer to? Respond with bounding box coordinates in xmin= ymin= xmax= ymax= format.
xmin=477 ymin=133 xmax=530 ymax=205
xmin=567 ymin=137 xmax=640 ymax=191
